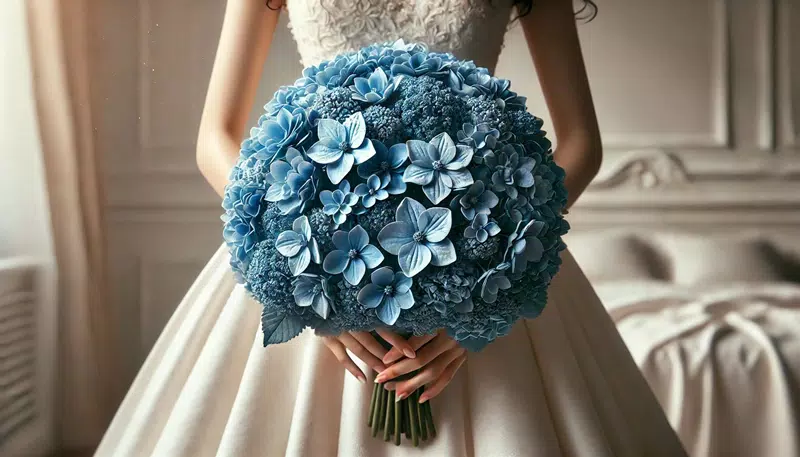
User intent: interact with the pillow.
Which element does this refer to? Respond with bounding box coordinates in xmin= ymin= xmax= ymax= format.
xmin=657 ymin=234 xmax=786 ymax=285
xmin=564 ymin=232 xmax=668 ymax=283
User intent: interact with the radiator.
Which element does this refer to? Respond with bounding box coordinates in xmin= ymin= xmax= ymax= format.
xmin=0 ymin=259 xmax=53 ymax=457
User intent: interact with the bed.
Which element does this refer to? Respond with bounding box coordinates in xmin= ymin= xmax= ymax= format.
xmin=565 ymin=230 xmax=800 ymax=457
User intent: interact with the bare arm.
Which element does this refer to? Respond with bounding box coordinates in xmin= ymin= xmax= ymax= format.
xmin=520 ymin=0 xmax=603 ymax=208
xmin=196 ymin=1 xmax=281 ymax=196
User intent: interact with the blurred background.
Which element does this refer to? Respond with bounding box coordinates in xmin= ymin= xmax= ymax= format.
xmin=1 ymin=0 xmax=799 ymax=456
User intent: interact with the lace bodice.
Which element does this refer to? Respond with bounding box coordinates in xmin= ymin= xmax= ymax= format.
xmin=285 ymin=0 xmax=514 ymax=72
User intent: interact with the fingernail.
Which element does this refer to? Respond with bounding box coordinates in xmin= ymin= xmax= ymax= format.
xmin=384 ymin=382 xmax=396 ymax=391
xmin=357 ymin=375 xmax=366 ymax=384
xmin=403 ymin=349 xmax=416 ymax=359
xmin=396 ymin=392 xmax=406 ymax=402
xmin=374 ymin=374 xmax=386 ymax=383
xmin=418 ymin=394 xmax=428 ymax=404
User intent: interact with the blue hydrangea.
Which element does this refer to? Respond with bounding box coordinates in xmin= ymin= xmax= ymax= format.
xmin=403 ymin=133 xmax=474 ymax=204
xmin=251 ymin=107 xmax=311 ymax=163
xmin=351 ymin=68 xmax=401 ymax=104
xmin=311 ymin=87 xmax=361 ymax=123
xmin=362 ymin=105 xmax=403 ymax=145
xmin=292 ymin=274 xmax=333 ymax=319
xmin=357 ymin=266 xmax=414 ymax=325
xmin=275 ymin=216 xmax=322 ymax=276
xmin=264 ymin=148 xmax=318 ymax=216
xmin=377 ymin=198 xmax=456 ymax=276
xmin=484 ymin=144 xmax=535 ymax=199
xmin=505 ymin=220 xmax=546 ymax=275
xmin=394 ymin=76 xmax=465 ymax=141
xmin=320 ymin=181 xmax=359 ymax=226
xmin=357 ymin=140 xmax=408 ymax=194
xmin=457 ymin=123 xmax=500 ymax=164
xmin=307 ymin=113 xmax=376 ymax=184
xmin=464 ymin=95 xmax=505 ymax=131
xmin=455 ymin=181 xmax=498 ymax=220
xmin=464 ymin=214 xmax=500 ymax=243
xmin=225 ymin=41 xmax=570 ymax=352
xmin=323 ymin=225 xmax=384 ymax=285
xmin=355 ymin=174 xmax=389 ymax=208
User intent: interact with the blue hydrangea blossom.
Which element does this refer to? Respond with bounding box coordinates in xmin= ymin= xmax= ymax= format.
xmin=357 ymin=267 xmax=414 ymax=325
xmin=275 ymin=216 xmax=321 ymax=276
xmin=403 ymin=133 xmax=474 ymax=204
xmin=378 ymin=198 xmax=456 ymax=276
xmin=357 ymin=141 xmax=408 ymax=195
xmin=307 ymin=113 xmax=376 ymax=184
xmin=323 ymin=225 xmax=384 ymax=285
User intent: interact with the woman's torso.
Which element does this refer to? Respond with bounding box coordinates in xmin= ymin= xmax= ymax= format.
xmin=285 ymin=0 xmax=514 ymax=71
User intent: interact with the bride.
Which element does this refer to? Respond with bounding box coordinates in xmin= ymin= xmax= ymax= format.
xmin=96 ymin=1 xmax=688 ymax=456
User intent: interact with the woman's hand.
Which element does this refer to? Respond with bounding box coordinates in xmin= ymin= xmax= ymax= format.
xmin=375 ymin=329 xmax=467 ymax=403
xmin=322 ymin=330 xmax=418 ymax=383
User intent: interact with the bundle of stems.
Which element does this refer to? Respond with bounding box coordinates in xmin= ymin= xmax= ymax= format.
xmin=367 ymin=380 xmax=436 ymax=446
xmin=367 ymin=331 xmax=436 ymax=446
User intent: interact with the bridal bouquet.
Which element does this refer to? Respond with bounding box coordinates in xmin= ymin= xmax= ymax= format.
xmin=222 ymin=40 xmax=569 ymax=446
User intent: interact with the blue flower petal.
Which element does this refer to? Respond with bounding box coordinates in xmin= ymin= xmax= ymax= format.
xmin=332 ymin=231 xmax=350 ymax=251
xmin=323 ymin=249 xmax=349 ymax=274
xmin=294 ymin=216 xmax=312 ymax=240
xmin=359 ymin=244 xmax=384 ymax=269
xmin=418 ymin=208 xmax=452 ymax=242
xmin=446 ymin=169 xmax=474 ymax=189
xmin=349 ymin=225 xmax=369 ymax=250
xmin=367 ymin=174 xmax=381 ymax=190
xmin=403 ymin=164 xmax=435 ymax=185
xmin=352 ymin=140 xmax=376 ymax=164
xmin=394 ymin=273 xmax=412 ymax=294
xmin=398 ymin=242 xmax=431 ymax=277
xmin=396 ymin=197 xmax=426 ymax=227
xmin=319 ymin=190 xmax=336 ymax=207
xmin=317 ymin=118 xmax=346 ymax=142
xmin=388 ymin=144 xmax=409 ymax=168
xmin=362 ymin=194 xmax=376 ymax=208
xmin=309 ymin=238 xmax=321 ymax=264
xmin=307 ymin=142 xmax=342 ymax=165
xmin=376 ymin=299 xmax=401 ymax=325
xmin=345 ymin=112 xmax=366 ymax=147
xmin=355 ymin=183 xmax=370 ymax=197
xmin=423 ymin=175 xmax=451 ymax=204
xmin=326 ymin=154 xmax=354 ymax=184
xmin=377 ymin=222 xmax=415 ymax=255
xmin=288 ymin=248 xmax=311 ymax=276
xmin=446 ymin=145 xmax=474 ymax=170
xmin=371 ymin=266 xmax=395 ymax=287
xmin=311 ymin=293 xmax=330 ymax=319
xmin=395 ymin=291 xmax=415 ymax=310
xmin=358 ymin=283 xmax=384 ymax=308
xmin=353 ymin=77 xmax=371 ymax=96
xmin=427 ymin=239 xmax=457 ymax=267
xmin=343 ymin=258 xmax=366 ymax=285
xmin=276 ymin=231 xmax=304 ymax=257
xmin=407 ymin=140 xmax=436 ymax=163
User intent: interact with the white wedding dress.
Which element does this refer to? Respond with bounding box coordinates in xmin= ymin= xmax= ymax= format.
xmin=95 ymin=1 xmax=688 ymax=456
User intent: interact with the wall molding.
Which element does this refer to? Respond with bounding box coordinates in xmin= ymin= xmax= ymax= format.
xmin=777 ymin=0 xmax=799 ymax=149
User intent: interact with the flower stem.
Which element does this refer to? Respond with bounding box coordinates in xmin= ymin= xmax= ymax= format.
xmin=368 ymin=381 xmax=379 ymax=428
xmin=372 ymin=385 xmax=385 ymax=437
xmin=417 ymin=388 xmax=428 ymax=441
xmin=408 ymin=391 xmax=420 ymax=447
xmin=394 ymin=390 xmax=402 ymax=445
xmin=383 ymin=390 xmax=394 ymax=441
xmin=422 ymin=396 xmax=436 ymax=438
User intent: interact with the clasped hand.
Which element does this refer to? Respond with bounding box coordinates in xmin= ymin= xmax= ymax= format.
xmin=322 ymin=329 xmax=466 ymax=403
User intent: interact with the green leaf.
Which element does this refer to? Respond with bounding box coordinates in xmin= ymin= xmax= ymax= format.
xmin=261 ymin=305 xmax=305 ymax=346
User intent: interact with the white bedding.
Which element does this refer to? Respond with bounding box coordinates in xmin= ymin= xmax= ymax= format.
xmin=591 ymin=280 xmax=800 ymax=457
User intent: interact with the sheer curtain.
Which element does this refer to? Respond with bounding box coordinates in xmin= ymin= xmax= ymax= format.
xmin=25 ymin=0 xmax=123 ymax=452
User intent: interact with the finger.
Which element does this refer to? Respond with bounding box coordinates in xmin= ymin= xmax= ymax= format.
xmin=375 ymin=332 xmax=457 ymax=383
xmin=383 ymin=381 xmax=397 ymax=391
xmin=419 ymin=353 xmax=467 ymax=403
xmin=323 ymin=337 xmax=366 ymax=383
xmin=376 ymin=329 xmax=416 ymax=359
xmin=395 ymin=347 xmax=464 ymax=399
xmin=383 ymin=332 xmax=438 ymax=364
xmin=338 ymin=333 xmax=386 ymax=373
xmin=350 ymin=331 xmax=389 ymax=361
